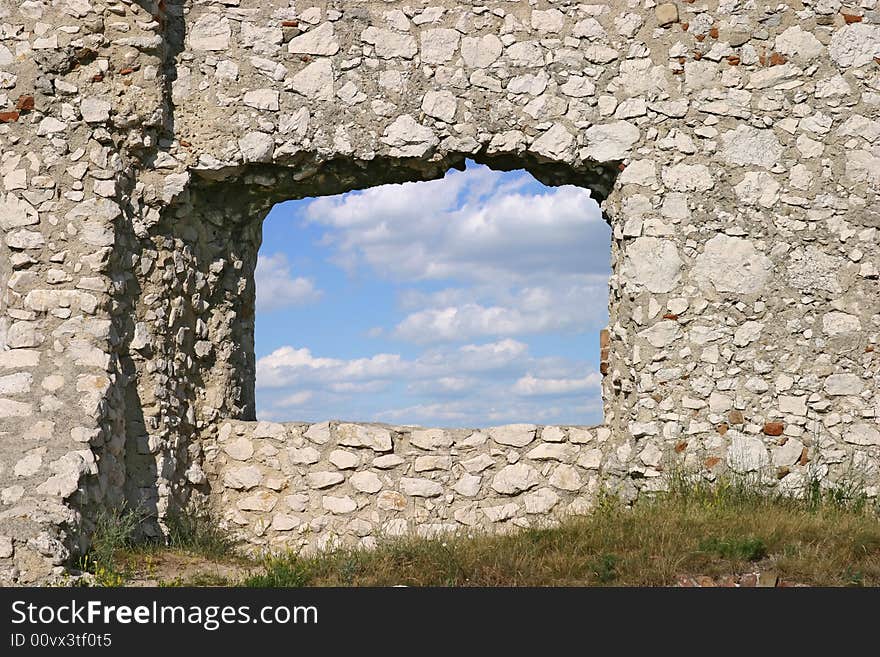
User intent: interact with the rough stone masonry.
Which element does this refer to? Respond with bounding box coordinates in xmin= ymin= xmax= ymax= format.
xmin=0 ymin=0 xmax=878 ymax=581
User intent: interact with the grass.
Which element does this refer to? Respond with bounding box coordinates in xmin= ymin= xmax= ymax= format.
xmin=76 ymin=500 xmax=242 ymax=586
xmin=75 ymin=505 xmax=146 ymax=586
xmin=92 ymin=474 xmax=880 ymax=587
xmin=233 ymin=475 xmax=880 ymax=587
xmin=164 ymin=501 xmax=240 ymax=559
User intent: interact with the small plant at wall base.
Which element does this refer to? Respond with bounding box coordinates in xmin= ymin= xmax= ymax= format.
xmin=74 ymin=505 xmax=147 ymax=587
xmin=75 ymin=502 xmax=243 ymax=586
xmin=164 ymin=501 xmax=240 ymax=559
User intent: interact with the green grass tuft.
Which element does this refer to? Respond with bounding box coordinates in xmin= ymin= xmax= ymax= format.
xmin=698 ymin=537 xmax=767 ymax=562
xmin=165 ymin=501 xmax=239 ymax=559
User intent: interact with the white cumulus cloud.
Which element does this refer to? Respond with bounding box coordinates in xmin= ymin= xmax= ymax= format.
xmin=275 ymin=391 xmax=313 ymax=407
xmin=255 ymin=253 xmax=322 ymax=312
xmin=300 ymin=165 xmax=609 ymax=343
xmin=255 ymin=338 xmax=603 ymax=427
xmin=393 ymin=278 xmax=608 ymax=343
xmin=304 ymin=164 xmax=609 ymax=284
xmin=513 ymin=373 xmax=603 ymax=396
xmin=256 ymin=346 xmax=404 ymax=389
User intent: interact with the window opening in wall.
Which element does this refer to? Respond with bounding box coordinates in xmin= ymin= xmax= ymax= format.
xmin=254 ymin=161 xmax=609 ymax=428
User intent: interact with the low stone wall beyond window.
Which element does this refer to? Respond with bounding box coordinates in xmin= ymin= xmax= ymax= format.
xmin=202 ymin=421 xmax=615 ymax=553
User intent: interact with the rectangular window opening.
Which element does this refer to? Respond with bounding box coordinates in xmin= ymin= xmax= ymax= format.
xmin=254 ymin=160 xmax=610 ymax=428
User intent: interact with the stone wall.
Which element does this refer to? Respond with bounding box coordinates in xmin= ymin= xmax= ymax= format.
xmin=204 ymin=421 xmax=610 ymax=552
xmin=0 ymin=1 xmax=878 ymax=582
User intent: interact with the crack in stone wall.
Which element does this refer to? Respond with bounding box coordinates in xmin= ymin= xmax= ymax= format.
xmin=0 ymin=0 xmax=878 ymax=582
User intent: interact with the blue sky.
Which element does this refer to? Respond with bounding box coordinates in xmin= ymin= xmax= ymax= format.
xmin=254 ymin=161 xmax=609 ymax=428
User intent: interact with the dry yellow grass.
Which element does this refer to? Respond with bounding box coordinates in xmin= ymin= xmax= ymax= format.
xmin=236 ymin=479 xmax=880 ymax=587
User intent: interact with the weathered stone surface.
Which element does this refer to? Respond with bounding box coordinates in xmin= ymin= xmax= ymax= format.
xmin=410 ymin=429 xmax=453 ymax=451
xmin=775 ymin=26 xmax=824 ymax=61
xmin=523 ymin=487 xmax=560 ymax=514
xmin=661 ymin=164 xmax=714 ymax=192
xmin=323 ymin=495 xmax=357 ymax=514
xmin=238 ymin=132 xmax=275 ymax=163
xmin=362 ymin=27 xmax=417 ymax=59
xmin=720 ymin=126 xmax=783 ymax=168
xmin=532 ymin=9 xmax=565 ymax=33
xmin=337 ymin=424 xmax=393 ymax=452
xmin=693 ymin=235 xmax=772 ymax=294
xmin=491 ymin=463 xmax=540 ymax=495
xmin=224 ymin=436 xmax=254 ymax=461
xmin=582 ymin=122 xmax=640 ymax=161
xmin=381 ymin=115 xmax=439 ymax=157
xmin=829 ymin=24 xmax=880 ymax=68
xmin=243 ymin=89 xmax=280 ymax=111
xmin=779 ymin=396 xmax=807 ymax=416
xmin=288 ymin=446 xmax=320 ymax=465
xmin=420 ymin=28 xmax=460 ymax=64
xmin=822 ymin=312 xmax=861 ymax=336
xmin=289 ymin=59 xmax=334 ymax=101
xmin=845 ymin=424 xmax=880 ymax=447
xmin=224 ymin=465 xmax=262 ymax=490
xmin=578 ymin=449 xmax=603 ymax=470
xmin=400 ymin=477 xmax=443 ymax=497
xmin=489 ymin=424 xmax=537 ymax=448
xmin=618 ymin=160 xmax=657 ymax=187
xmin=287 ymin=23 xmax=339 ymax=56
xmin=0 ymin=399 xmax=33 ymax=418
xmin=531 ymin=124 xmax=574 ymax=159
xmin=372 ymin=454 xmax=404 ymax=469
xmin=329 ymin=450 xmax=359 ymax=470
xmin=0 ymin=373 xmax=32 ymax=396
xmin=772 ymin=439 xmax=804 ymax=468
xmin=453 ymin=473 xmax=482 ymax=497
xmin=80 ymin=97 xmax=111 ymax=124
xmin=305 ymin=422 xmax=331 ymax=444
xmin=461 ymin=35 xmax=503 ymax=68
xmin=526 ymin=443 xmax=576 ymax=463
xmin=377 ymin=490 xmax=408 ymax=511
xmin=541 ymin=426 xmax=566 ymax=443
xmin=350 ymin=471 xmax=383 ymax=494
xmin=655 ymin=4 xmax=679 ymax=27
xmin=846 ymin=149 xmax=880 ymax=185
xmin=461 ymin=454 xmax=495 ymax=474
xmin=549 ymin=465 xmax=582 ymax=491
xmin=306 ymin=472 xmax=345 ymax=489
xmin=639 ymin=321 xmax=682 ymax=349
xmin=735 ymin=172 xmax=780 ymax=208
xmin=271 ymin=514 xmax=300 ymax=532
xmin=0 ymin=195 xmax=39 ymax=231
xmin=36 ymin=452 xmax=95 ymax=499
xmin=14 ymin=450 xmax=43 ymax=477
xmin=507 ymin=41 xmax=544 ymax=67
xmin=421 ymin=90 xmax=457 ymax=123
xmin=824 ymin=374 xmax=863 ymax=396
xmin=482 ymin=503 xmax=519 ymax=523
xmin=623 ymin=238 xmax=682 ymax=293
xmin=0 ymin=536 xmax=12 ymax=559
xmin=189 ymin=15 xmax=230 ymax=51
xmin=727 ymin=434 xmax=769 ymax=473
xmin=786 ymin=247 xmax=843 ymax=294
xmin=414 ymin=455 xmax=451 ymax=472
